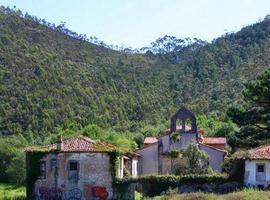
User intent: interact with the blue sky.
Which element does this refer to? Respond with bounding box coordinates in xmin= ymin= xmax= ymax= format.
xmin=1 ymin=0 xmax=270 ymax=48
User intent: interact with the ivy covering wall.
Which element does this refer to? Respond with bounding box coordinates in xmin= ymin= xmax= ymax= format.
xmin=26 ymin=151 xmax=49 ymax=198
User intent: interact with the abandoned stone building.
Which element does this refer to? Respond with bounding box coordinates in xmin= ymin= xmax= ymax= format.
xmin=25 ymin=107 xmax=227 ymax=199
xmin=25 ymin=135 xmax=138 ymax=200
xmin=136 ymin=107 xmax=227 ymax=175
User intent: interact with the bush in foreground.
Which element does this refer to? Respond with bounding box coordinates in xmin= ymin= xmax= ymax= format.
xmin=0 ymin=183 xmax=26 ymax=200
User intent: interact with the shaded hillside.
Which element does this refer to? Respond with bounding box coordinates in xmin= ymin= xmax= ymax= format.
xmin=0 ymin=7 xmax=269 ymax=139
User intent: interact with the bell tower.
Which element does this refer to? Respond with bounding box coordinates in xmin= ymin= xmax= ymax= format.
xmin=169 ymin=107 xmax=198 ymax=149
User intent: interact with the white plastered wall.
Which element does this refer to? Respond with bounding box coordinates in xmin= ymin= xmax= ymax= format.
xmin=244 ymin=160 xmax=270 ymax=187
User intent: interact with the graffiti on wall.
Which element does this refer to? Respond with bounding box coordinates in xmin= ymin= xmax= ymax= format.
xmin=92 ymin=186 xmax=109 ymax=200
xmin=37 ymin=187 xmax=62 ymax=200
xmin=35 ymin=185 xmax=108 ymax=200
xmin=36 ymin=187 xmax=82 ymax=200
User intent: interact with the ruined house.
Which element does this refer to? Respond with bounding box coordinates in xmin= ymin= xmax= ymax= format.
xmin=25 ymin=135 xmax=138 ymax=200
xmin=25 ymin=107 xmax=227 ymax=199
xmin=137 ymin=107 xmax=227 ymax=175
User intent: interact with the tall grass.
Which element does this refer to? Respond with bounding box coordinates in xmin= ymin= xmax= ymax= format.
xmin=0 ymin=183 xmax=26 ymax=200
xmin=143 ymin=189 xmax=270 ymax=200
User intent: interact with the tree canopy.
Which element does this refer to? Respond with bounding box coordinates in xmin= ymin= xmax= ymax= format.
xmin=0 ymin=6 xmax=270 ymax=185
xmin=228 ymin=70 xmax=270 ymax=147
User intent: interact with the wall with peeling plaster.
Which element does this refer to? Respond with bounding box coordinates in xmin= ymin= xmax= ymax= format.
xmin=34 ymin=152 xmax=116 ymax=200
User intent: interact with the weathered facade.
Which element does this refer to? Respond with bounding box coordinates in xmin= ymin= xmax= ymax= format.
xmin=137 ymin=107 xmax=227 ymax=175
xmin=244 ymin=145 xmax=270 ymax=188
xmin=26 ymin=136 xmax=138 ymax=200
xmin=25 ymin=107 xmax=228 ymax=199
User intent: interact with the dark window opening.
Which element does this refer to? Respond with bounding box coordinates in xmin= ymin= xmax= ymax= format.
xmin=257 ymin=165 xmax=265 ymax=173
xmin=258 ymin=184 xmax=264 ymax=189
xmin=51 ymin=158 xmax=57 ymax=171
xmin=39 ymin=161 xmax=46 ymax=179
xmin=67 ymin=160 xmax=79 ymax=182
xmin=69 ymin=162 xmax=78 ymax=171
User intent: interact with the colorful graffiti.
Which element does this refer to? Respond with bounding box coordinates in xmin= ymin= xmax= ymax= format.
xmin=64 ymin=188 xmax=82 ymax=200
xmin=38 ymin=187 xmax=62 ymax=200
xmin=34 ymin=186 xmax=108 ymax=200
xmin=83 ymin=184 xmax=92 ymax=198
xmin=36 ymin=187 xmax=82 ymax=200
xmin=92 ymin=186 xmax=109 ymax=200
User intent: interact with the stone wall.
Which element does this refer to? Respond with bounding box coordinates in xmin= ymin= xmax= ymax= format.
xmin=33 ymin=152 xmax=116 ymax=200
xmin=174 ymin=132 xmax=197 ymax=149
xmin=137 ymin=143 xmax=159 ymax=175
xmin=199 ymin=144 xmax=226 ymax=172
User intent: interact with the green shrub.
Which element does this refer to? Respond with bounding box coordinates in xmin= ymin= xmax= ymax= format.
xmin=222 ymin=151 xmax=246 ymax=182
xmin=182 ymin=142 xmax=209 ymax=174
xmin=115 ymin=174 xmax=229 ymax=197
xmin=0 ymin=183 xmax=26 ymax=200
xmin=26 ymin=151 xmax=49 ymax=197
xmin=5 ymin=151 xmax=26 ymax=185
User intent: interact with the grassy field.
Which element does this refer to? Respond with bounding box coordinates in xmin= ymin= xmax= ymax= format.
xmin=1 ymin=184 xmax=270 ymax=200
xmin=142 ymin=189 xmax=270 ymax=200
xmin=0 ymin=183 xmax=26 ymax=200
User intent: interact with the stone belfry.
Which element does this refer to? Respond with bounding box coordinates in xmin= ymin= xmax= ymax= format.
xmin=170 ymin=107 xmax=197 ymax=133
xmin=169 ymin=107 xmax=198 ymax=149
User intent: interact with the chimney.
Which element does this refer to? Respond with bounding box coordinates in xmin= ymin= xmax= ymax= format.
xmin=56 ymin=135 xmax=62 ymax=151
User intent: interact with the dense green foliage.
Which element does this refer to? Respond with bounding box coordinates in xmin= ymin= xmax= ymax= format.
xmin=228 ymin=70 xmax=270 ymax=147
xmin=0 ymin=7 xmax=269 ymax=139
xmin=181 ymin=142 xmax=209 ymax=174
xmin=222 ymin=151 xmax=246 ymax=182
xmin=0 ymin=183 xmax=26 ymax=200
xmin=167 ymin=142 xmax=211 ymax=175
xmin=0 ymin=6 xmax=270 ymax=186
xmin=25 ymin=151 xmax=49 ymax=198
xmin=116 ymin=174 xmax=229 ymax=197
xmin=0 ymin=135 xmax=27 ymax=184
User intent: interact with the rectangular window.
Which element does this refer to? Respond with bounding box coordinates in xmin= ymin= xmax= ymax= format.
xmin=39 ymin=161 xmax=46 ymax=179
xmin=69 ymin=162 xmax=78 ymax=171
xmin=50 ymin=158 xmax=57 ymax=171
xmin=68 ymin=161 xmax=79 ymax=182
xmin=257 ymin=165 xmax=265 ymax=172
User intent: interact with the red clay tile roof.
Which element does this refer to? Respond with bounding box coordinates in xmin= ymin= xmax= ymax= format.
xmin=199 ymin=143 xmax=227 ymax=153
xmin=203 ymin=137 xmax=226 ymax=144
xmin=144 ymin=137 xmax=158 ymax=144
xmin=246 ymin=145 xmax=270 ymax=160
xmin=26 ymin=135 xmax=118 ymax=152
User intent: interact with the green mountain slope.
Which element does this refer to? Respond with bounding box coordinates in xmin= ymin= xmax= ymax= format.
xmin=0 ymin=7 xmax=269 ymax=139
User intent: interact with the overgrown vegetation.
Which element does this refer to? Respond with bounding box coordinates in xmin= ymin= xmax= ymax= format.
xmin=222 ymin=151 xmax=246 ymax=182
xmin=116 ymin=174 xmax=229 ymax=197
xmin=166 ymin=142 xmax=211 ymax=175
xmin=25 ymin=151 xmax=49 ymax=197
xmin=0 ymin=6 xmax=268 ymax=139
xmin=142 ymin=188 xmax=270 ymax=200
xmin=227 ymin=70 xmax=270 ymax=148
xmin=181 ymin=142 xmax=210 ymax=174
xmin=0 ymin=5 xmax=270 ymax=187
xmin=0 ymin=183 xmax=26 ymax=200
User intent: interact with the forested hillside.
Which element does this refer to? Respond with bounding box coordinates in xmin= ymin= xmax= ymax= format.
xmin=0 ymin=6 xmax=270 ymax=184
xmin=0 ymin=7 xmax=269 ymax=141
